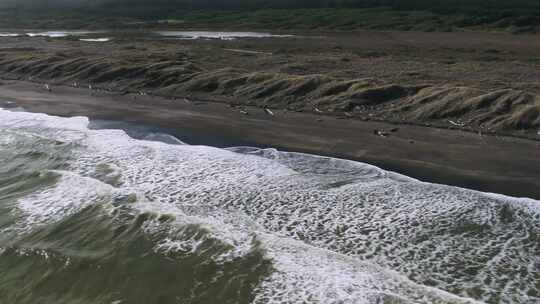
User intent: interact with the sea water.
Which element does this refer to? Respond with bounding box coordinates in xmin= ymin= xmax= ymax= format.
xmin=0 ymin=108 xmax=538 ymax=304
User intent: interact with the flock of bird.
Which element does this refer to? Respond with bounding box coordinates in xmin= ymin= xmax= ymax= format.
xmin=41 ymin=82 xmax=306 ymax=118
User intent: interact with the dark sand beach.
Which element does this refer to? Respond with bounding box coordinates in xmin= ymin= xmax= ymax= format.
xmin=1 ymin=80 xmax=539 ymax=199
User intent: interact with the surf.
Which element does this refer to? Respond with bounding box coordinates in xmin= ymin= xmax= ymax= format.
xmin=0 ymin=108 xmax=538 ymax=303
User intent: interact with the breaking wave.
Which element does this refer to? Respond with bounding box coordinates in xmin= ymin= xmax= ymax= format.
xmin=0 ymin=108 xmax=538 ymax=304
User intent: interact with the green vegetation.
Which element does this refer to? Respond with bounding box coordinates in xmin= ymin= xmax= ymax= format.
xmin=1 ymin=0 xmax=540 ymax=33
xmin=1 ymin=7 xmax=540 ymax=33
xmin=166 ymin=8 xmax=540 ymax=32
xmin=63 ymin=0 xmax=540 ymax=13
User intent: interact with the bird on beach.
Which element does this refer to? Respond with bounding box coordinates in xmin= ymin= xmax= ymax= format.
xmin=44 ymin=84 xmax=51 ymax=92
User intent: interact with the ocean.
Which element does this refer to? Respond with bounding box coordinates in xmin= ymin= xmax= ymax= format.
xmin=0 ymin=108 xmax=538 ymax=304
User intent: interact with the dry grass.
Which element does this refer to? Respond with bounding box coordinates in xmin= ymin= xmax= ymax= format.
xmin=0 ymin=31 xmax=539 ymax=135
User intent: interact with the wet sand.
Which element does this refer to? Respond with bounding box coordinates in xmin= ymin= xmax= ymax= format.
xmin=1 ymin=80 xmax=539 ymax=199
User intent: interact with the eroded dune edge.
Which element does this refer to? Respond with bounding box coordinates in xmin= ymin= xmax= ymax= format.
xmin=1 ymin=51 xmax=539 ymax=136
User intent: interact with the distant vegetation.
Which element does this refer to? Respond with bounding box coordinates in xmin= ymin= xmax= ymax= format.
xmin=1 ymin=0 xmax=540 ymax=33
xmin=103 ymin=0 xmax=540 ymax=11
xmin=163 ymin=8 xmax=540 ymax=33
xmin=4 ymin=0 xmax=540 ymax=13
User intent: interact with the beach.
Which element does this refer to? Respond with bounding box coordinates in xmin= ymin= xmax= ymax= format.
xmin=1 ymin=80 xmax=539 ymax=199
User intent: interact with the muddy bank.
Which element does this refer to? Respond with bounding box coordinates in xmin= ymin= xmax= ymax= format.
xmin=1 ymin=80 xmax=539 ymax=199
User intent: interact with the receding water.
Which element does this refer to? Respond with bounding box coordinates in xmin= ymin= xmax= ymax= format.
xmin=154 ymin=31 xmax=294 ymax=40
xmin=0 ymin=30 xmax=99 ymax=38
xmin=0 ymin=33 xmax=21 ymax=37
xmin=25 ymin=30 xmax=97 ymax=37
xmin=0 ymin=29 xmax=294 ymax=41
xmin=0 ymin=108 xmax=538 ymax=304
xmin=79 ymin=38 xmax=111 ymax=42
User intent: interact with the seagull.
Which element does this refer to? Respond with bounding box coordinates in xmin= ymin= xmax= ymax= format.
xmin=44 ymin=84 xmax=51 ymax=92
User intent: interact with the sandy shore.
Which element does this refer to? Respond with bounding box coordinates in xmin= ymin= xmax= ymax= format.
xmin=1 ymin=80 xmax=539 ymax=199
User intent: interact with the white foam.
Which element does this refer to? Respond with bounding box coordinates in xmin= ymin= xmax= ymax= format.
xmin=0 ymin=108 xmax=89 ymax=131
xmin=7 ymin=171 xmax=114 ymax=234
xmin=254 ymin=235 xmax=481 ymax=304
xmin=1 ymin=109 xmax=538 ymax=303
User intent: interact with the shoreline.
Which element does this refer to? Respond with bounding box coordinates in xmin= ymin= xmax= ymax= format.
xmin=1 ymin=80 xmax=539 ymax=199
